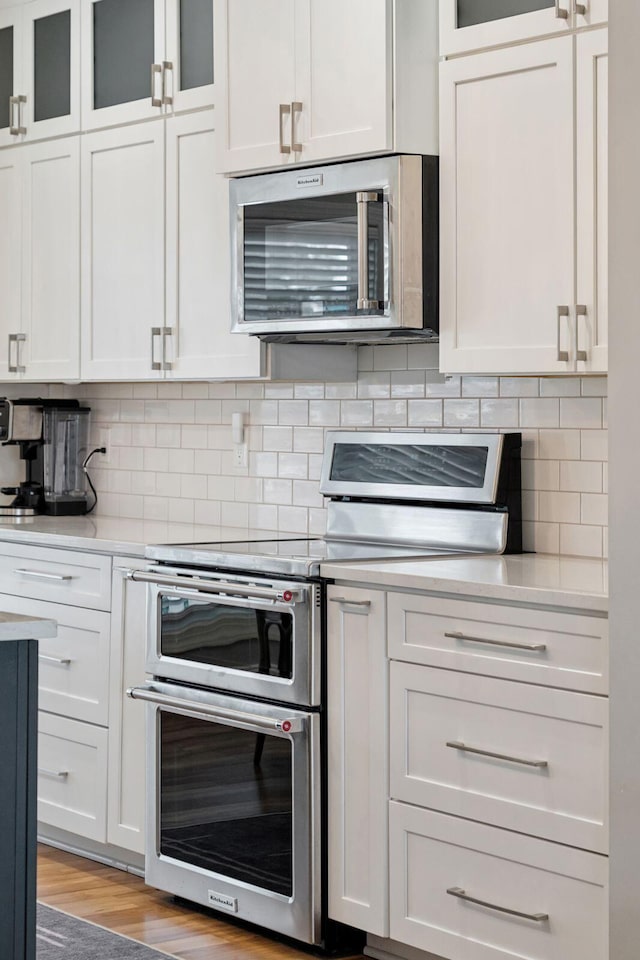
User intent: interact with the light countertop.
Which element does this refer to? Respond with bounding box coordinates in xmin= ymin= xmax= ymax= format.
xmin=0 ymin=515 xmax=288 ymax=558
xmin=0 ymin=611 xmax=56 ymax=641
xmin=321 ymin=553 xmax=608 ymax=612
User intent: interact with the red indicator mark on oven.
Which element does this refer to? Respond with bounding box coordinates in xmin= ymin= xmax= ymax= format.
xmin=283 ymin=590 xmax=293 ymax=602
xmin=282 ymin=720 xmax=292 ymax=733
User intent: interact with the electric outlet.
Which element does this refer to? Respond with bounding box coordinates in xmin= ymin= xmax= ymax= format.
xmin=98 ymin=428 xmax=111 ymax=463
xmin=233 ymin=443 xmax=248 ymax=469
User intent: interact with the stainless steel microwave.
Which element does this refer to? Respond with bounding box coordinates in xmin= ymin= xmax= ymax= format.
xmin=229 ymin=155 xmax=438 ymax=344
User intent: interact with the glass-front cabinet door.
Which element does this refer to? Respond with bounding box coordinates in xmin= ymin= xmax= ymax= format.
xmin=81 ymin=0 xmax=166 ymax=129
xmin=0 ymin=0 xmax=79 ymax=148
xmin=164 ymin=0 xmax=215 ymax=112
xmin=0 ymin=7 xmax=23 ymax=149
xmin=439 ymin=0 xmax=573 ymax=56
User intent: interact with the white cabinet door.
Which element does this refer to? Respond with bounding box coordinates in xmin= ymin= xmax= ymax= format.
xmin=576 ymin=28 xmax=608 ymax=374
xmin=327 ymin=586 xmax=389 ymax=937
xmin=165 ymin=110 xmax=262 ymax=380
xmin=439 ymin=37 xmax=575 ymax=375
xmin=216 ymin=0 xmax=297 ymax=173
xmin=164 ymin=0 xmax=215 ymax=113
xmin=574 ymin=0 xmax=608 ymax=28
xmin=108 ymin=561 xmax=147 ymax=855
xmin=22 ymin=136 xmax=80 ymax=381
xmin=22 ymin=0 xmax=80 ymax=141
xmin=81 ymin=0 xmax=166 ymax=130
xmin=0 ymin=147 xmax=22 ymax=378
xmin=0 ymin=6 xmax=25 ymax=149
xmin=439 ymin=0 xmax=572 ymax=57
xmin=81 ymin=121 xmax=165 ymax=381
xmin=293 ymin=0 xmax=392 ymax=164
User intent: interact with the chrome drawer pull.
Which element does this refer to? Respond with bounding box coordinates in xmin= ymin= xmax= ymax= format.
xmin=38 ymin=768 xmax=69 ymax=780
xmin=445 ymin=631 xmax=547 ymax=653
xmin=446 ymin=740 xmax=549 ymax=769
xmin=39 ymin=654 xmax=72 ymax=666
xmin=554 ymin=0 xmax=569 ymax=18
xmin=329 ymin=597 xmax=371 ymax=609
xmin=15 ymin=568 xmax=73 ymax=582
xmin=447 ymin=887 xmax=549 ymax=923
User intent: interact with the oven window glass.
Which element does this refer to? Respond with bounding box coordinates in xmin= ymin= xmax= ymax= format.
xmin=160 ymin=712 xmax=293 ymax=896
xmin=330 ymin=443 xmax=490 ymax=488
xmin=242 ymin=192 xmax=386 ymax=323
xmin=160 ymin=596 xmax=294 ymax=679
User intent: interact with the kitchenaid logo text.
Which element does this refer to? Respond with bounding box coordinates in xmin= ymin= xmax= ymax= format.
xmin=297 ymin=174 xmax=323 ymax=188
xmin=208 ymin=890 xmax=238 ymax=912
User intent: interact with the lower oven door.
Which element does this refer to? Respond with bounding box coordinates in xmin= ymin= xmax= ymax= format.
xmin=129 ymin=681 xmax=321 ymax=945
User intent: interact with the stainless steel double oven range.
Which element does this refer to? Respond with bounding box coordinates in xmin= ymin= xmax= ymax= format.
xmin=128 ymin=431 xmax=522 ymax=947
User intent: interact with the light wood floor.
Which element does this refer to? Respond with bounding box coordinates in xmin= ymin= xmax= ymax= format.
xmin=37 ymin=844 xmax=365 ymax=960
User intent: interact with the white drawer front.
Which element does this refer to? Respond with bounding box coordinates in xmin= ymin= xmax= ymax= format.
xmin=0 ymin=543 xmax=111 ymax=611
xmin=389 ymin=803 xmax=608 ymax=960
xmin=0 ymin=593 xmax=111 ymax=725
xmin=388 ymin=592 xmax=607 ymax=694
xmin=37 ymin=713 xmax=108 ymax=842
xmin=390 ymin=663 xmax=608 ymax=853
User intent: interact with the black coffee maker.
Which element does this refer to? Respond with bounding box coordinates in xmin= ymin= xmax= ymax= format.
xmin=0 ymin=399 xmax=92 ymax=517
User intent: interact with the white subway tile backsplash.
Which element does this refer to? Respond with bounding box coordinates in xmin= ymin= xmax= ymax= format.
xmin=559 ymin=397 xmax=602 ymax=429
xmin=81 ymin=361 xmax=607 ymax=559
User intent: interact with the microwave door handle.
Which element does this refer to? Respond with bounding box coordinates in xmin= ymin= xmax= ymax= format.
xmin=382 ymin=199 xmax=391 ymax=308
xmin=127 ymin=686 xmax=304 ymax=734
xmin=357 ymin=191 xmax=381 ymax=310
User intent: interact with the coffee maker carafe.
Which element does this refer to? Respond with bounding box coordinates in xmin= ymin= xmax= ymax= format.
xmin=0 ymin=399 xmax=92 ymax=517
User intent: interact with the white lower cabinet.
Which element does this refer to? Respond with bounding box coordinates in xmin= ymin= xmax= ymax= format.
xmin=38 ymin=712 xmax=109 ymax=843
xmin=326 ymin=585 xmax=389 ymax=937
xmin=328 ymin=582 xmax=609 ymax=960
xmin=0 ymin=540 xmax=146 ymax=860
xmin=389 ymin=803 xmax=608 ymax=960
xmin=107 ymin=560 xmax=147 ymax=855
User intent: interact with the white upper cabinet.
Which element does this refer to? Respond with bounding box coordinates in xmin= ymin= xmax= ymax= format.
xmin=81 ymin=121 xmax=166 ymax=380
xmin=82 ymin=0 xmax=215 ymax=130
xmin=0 ymin=139 xmax=79 ymax=381
xmin=439 ymin=0 xmax=607 ymax=57
xmin=217 ymin=0 xmax=438 ymax=174
xmin=22 ymin=136 xmax=80 ymax=381
xmin=576 ymin=29 xmax=608 ymax=373
xmin=0 ymin=0 xmax=80 ymax=148
xmin=81 ymin=0 xmax=166 ymax=129
xmin=440 ymin=29 xmax=608 ymax=377
xmin=165 ymin=110 xmax=262 ymax=379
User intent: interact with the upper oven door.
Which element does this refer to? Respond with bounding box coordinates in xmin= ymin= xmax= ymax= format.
xmin=140 ymin=567 xmax=320 ymax=707
xmin=230 ymin=155 xmax=425 ymax=336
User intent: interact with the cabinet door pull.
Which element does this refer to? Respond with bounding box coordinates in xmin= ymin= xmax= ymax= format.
xmin=39 ymin=654 xmax=72 ymax=666
xmin=446 ymin=740 xmax=549 ymax=769
xmin=556 ymin=304 xmax=570 ymax=361
xmin=162 ymin=61 xmax=174 ymax=106
xmin=161 ymin=325 xmax=173 ymax=371
xmin=576 ymin=304 xmax=588 ymax=361
xmin=151 ymin=63 xmax=163 ymax=107
xmin=445 ymin=630 xmax=547 ymax=652
xmin=9 ymin=94 xmax=26 ymax=135
xmin=38 ymin=767 xmax=69 ymax=780
xmin=291 ymin=101 xmax=303 ymax=152
xmin=554 ymin=0 xmax=569 ymax=18
xmin=151 ymin=326 xmax=163 ymax=370
xmin=329 ymin=596 xmax=371 ymax=610
xmin=8 ymin=333 xmax=26 ymax=374
xmin=14 ymin=568 xmax=73 ymax=582
xmin=573 ymin=1 xmax=587 ymax=13
xmin=279 ymin=103 xmax=291 ymax=154
xmin=447 ymin=887 xmax=549 ymax=923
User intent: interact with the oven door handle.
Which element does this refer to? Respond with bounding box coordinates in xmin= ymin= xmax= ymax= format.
xmin=128 ymin=569 xmax=305 ymax=604
xmin=127 ymin=686 xmax=304 ymax=734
